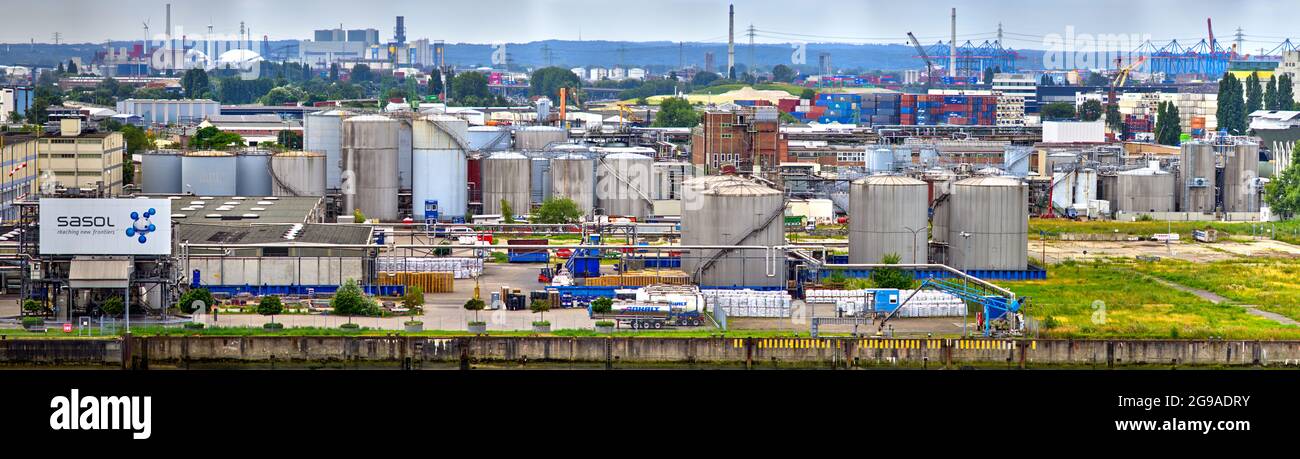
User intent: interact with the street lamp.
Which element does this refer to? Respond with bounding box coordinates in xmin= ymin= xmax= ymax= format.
xmin=903 ymin=226 xmax=926 ymax=263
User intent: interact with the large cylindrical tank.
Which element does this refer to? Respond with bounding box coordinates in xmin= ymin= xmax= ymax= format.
xmin=596 ymin=151 xmax=654 ymax=219
xmin=531 ymin=157 xmax=552 ymax=204
xmin=690 ymin=182 xmax=785 ymax=288
xmin=946 ymin=176 xmax=1028 ymax=271
xmin=467 ymin=126 xmax=510 ymax=151
xmin=304 ymin=109 xmax=351 ymax=189
xmin=849 ymin=176 xmax=928 ymax=264
xmin=1179 ymin=142 xmax=1216 ymax=213
xmin=398 ymin=117 xmax=413 ymax=190
xmin=412 ymin=115 xmax=469 ymax=220
xmin=270 ymin=151 xmax=326 ymax=196
xmin=180 ymin=151 xmax=237 ymax=196
xmin=1222 ymin=143 xmax=1260 ymax=213
xmin=515 ymin=126 xmax=567 ymax=151
xmin=891 ymin=146 xmax=913 ymax=168
xmin=550 ymin=154 xmax=596 ymax=214
xmin=867 ymin=147 xmax=893 ymax=172
xmin=1113 ymin=169 xmax=1175 ymax=212
xmin=1073 ymin=168 xmax=1097 ymax=208
xmin=235 ymin=150 xmax=273 ymax=196
xmin=481 ymin=152 xmax=531 ymax=216
xmin=342 ymin=114 xmax=400 ymax=221
xmin=142 ymin=150 xmax=183 ymax=194
xmin=680 ymin=175 xmax=751 ymax=275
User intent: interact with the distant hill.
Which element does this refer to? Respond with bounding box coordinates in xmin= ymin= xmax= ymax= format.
xmin=0 ymin=39 xmax=1044 ymax=73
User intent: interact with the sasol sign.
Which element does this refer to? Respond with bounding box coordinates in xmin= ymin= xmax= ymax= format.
xmin=39 ymin=199 xmax=172 ymax=255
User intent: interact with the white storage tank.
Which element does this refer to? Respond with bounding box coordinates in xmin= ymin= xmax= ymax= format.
xmin=1179 ymin=142 xmax=1216 ymax=213
xmin=412 ymin=115 xmax=469 ymax=220
xmin=550 ymin=154 xmax=596 ymax=214
xmin=849 ymin=176 xmax=928 ymax=264
xmin=342 ymin=114 xmax=400 ymax=221
xmin=270 ymin=151 xmax=327 ymax=197
xmin=946 ymin=175 xmax=1028 ymax=271
xmin=680 ymin=175 xmax=751 ymax=276
xmin=304 ymin=109 xmax=351 ymax=189
xmin=235 ymin=150 xmax=273 ymax=197
xmin=482 ymin=152 xmax=531 ymax=216
xmin=142 ymin=150 xmax=183 ymax=194
xmin=467 ymin=125 xmax=510 ymax=151
xmin=867 ymin=147 xmax=893 ymax=173
xmin=690 ymin=182 xmax=786 ymax=288
xmin=596 ymin=150 xmax=654 ymax=219
xmin=181 ymin=150 xmax=237 ymax=196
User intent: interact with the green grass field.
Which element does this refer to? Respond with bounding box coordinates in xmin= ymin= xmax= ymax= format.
xmin=1003 ymin=259 xmax=1300 ymax=340
xmin=1137 ymin=258 xmax=1300 ymax=322
xmin=1029 ymin=218 xmax=1300 ymax=244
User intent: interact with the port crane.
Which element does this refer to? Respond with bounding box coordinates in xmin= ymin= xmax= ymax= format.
xmin=907 ymin=32 xmax=935 ymax=90
xmin=878 ymin=275 xmax=1026 ymax=337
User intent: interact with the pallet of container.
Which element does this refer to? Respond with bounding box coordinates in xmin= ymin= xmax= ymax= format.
xmin=376 ymin=271 xmax=454 ymax=293
xmin=583 ymin=270 xmax=691 ymax=287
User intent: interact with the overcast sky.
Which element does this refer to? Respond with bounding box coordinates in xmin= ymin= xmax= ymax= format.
xmin=6 ymin=0 xmax=1295 ymax=51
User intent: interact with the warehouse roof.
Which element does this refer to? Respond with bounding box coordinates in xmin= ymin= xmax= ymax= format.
xmin=141 ymin=195 xmax=324 ymax=224
xmin=177 ymin=223 xmax=372 ymax=246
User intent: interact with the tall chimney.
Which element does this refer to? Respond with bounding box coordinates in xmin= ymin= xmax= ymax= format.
xmin=728 ymin=4 xmax=735 ymax=79
xmin=950 ymin=8 xmax=957 ymax=78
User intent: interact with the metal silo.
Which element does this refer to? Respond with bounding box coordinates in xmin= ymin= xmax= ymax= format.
xmin=867 ymin=147 xmax=893 ymax=172
xmin=181 ymin=150 xmax=237 ymax=196
xmin=412 ymin=115 xmax=469 ymax=220
xmin=1179 ymin=142 xmax=1216 ymax=213
xmin=1222 ymin=142 xmax=1260 ymax=213
xmin=531 ymin=157 xmax=552 ymax=204
xmin=891 ymin=146 xmax=913 ymax=168
xmin=235 ymin=149 xmax=273 ymax=196
xmin=270 ymin=151 xmax=327 ymax=197
xmin=947 ymin=176 xmax=1028 ymax=271
xmin=692 ymin=182 xmax=786 ymax=288
xmin=515 ymin=126 xmax=567 ymax=151
xmin=1113 ymin=168 xmax=1175 ymax=212
xmin=680 ymin=175 xmax=750 ymax=276
xmin=596 ymin=151 xmax=654 ymax=219
xmin=1073 ymin=168 xmax=1097 ymax=208
xmin=467 ymin=125 xmax=510 ymax=151
xmin=397 ymin=116 xmax=413 ymax=190
xmin=849 ymin=176 xmax=928 ymax=264
xmin=304 ymin=109 xmax=351 ymax=189
xmin=481 ymin=152 xmax=531 ymax=216
xmin=342 ymin=114 xmax=400 ymax=221
xmin=142 ymin=150 xmax=183 ymax=194
xmin=550 ymin=154 xmax=596 ymax=214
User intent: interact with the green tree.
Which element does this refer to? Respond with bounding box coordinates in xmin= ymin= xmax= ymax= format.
xmin=1265 ymin=143 xmax=1300 ymax=218
xmin=983 ymin=67 xmax=995 ymax=84
xmin=451 ymin=71 xmax=491 ymax=101
xmin=1040 ymin=102 xmax=1075 ymax=120
xmin=1278 ymin=74 xmax=1296 ymax=110
xmin=1217 ymin=72 xmax=1247 ymax=135
xmin=800 ymin=88 xmax=816 ymax=100
xmin=181 ymin=68 xmax=211 ymax=98
xmin=652 ymin=97 xmax=700 ymax=128
xmin=67 ymin=60 xmax=78 ymax=74
xmin=329 ymin=63 xmax=339 ymax=82
xmin=29 ymin=84 xmax=64 ymax=124
xmin=590 ymin=297 xmax=613 ymax=314
xmin=499 ymin=199 xmax=516 ymax=223
xmin=350 ymin=64 xmax=373 ymax=83
xmin=260 ymin=86 xmax=305 ymax=105
xmin=529 ymin=299 xmax=551 ymax=324
xmin=190 ymin=126 xmax=245 ymax=149
xmin=1154 ymin=101 xmax=1182 ymax=146
xmin=101 ymin=296 xmax=125 ymax=316
xmin=691 ymin=71 xmax=721 ymax=86
xmin=1246 ymin=72 xmax=1263 ymax=114
xmin=177 ymin=288 xmax=215 ymax=313
xmin=531 ymin=197 xmax=584 ymax=224
xmin=1265 ymin=76 xmax=1279 ymax=110
xmin=353 ymin=208 xmax=366 ymax=223
xmin=428 ymin=68 xmax=443 ymax=97
xmin=1105 ymin=104 xmax=1122 ymax=131
xmin=257 ymin=295 xmax=284 ymax=324
xmin=1078 ymin=99 xmax=1104 ymax=121
xmin=401 ymin=286 xmax=425 ymax=315
xmin=771 ymin=64 xmax=796 ymax=83
xmin=868 ymin=253 xmax=915 ymax=290
xmin=463 ymin=297 xmax=485 ymax=324
xmin=276 ymin=130 xmax=303 ymax=150
xmin=530 ymin=66 xmax=582 ymax=102
xmin=331 ymin=279 xmax=378 ymax=320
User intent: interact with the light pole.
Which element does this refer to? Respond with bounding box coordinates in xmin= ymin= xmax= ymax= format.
xmin=903 ymin=226 xmax=926 ymax=263
xmin=959 ymin=231 xmax=972 ymax=337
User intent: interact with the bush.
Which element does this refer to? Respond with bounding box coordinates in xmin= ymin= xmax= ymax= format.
xmin=869 ymin=253 xmax=915 ymax=289
xmin=467 ymin=320 xmax=486 ymax=326
xmin=590 ymin=297 xmax=613 ymax=314
xmin=339 ymin=322 xmax=360 ymax=330
xmin=262 ymin=322 xmax=284 ymax=330
xmin=404 ymin=320 xmax=423 ymax=326
xmin=402 ymin=286 xmax=425 ymax=314
xmin=101 ymin=296 xmax=125 ymax=316
xmin=594 ymin=320 xmax=615 ymax=327
xmin=532 ymin=320 xmax=551 ymax=327
xmin=22 ymin=299 xmax=43 ymax=314
xmin=183 ymin=322 xmax=205 ymax=330
xmin=332 ymin=279 xmax=381 ymax=317
xmin=178 ymin=288 xmax=215 ymax=314
xmin=257 ymin=296 xmax=284 ymax=317
xmin=1042 ymin=316 xmax=1060 ymax=330
xmin=22 ymin=316 xmax=45 ymax=327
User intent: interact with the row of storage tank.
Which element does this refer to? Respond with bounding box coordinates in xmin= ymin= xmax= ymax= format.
xmin=1048 ymin=141 xmax=1260 ymax=215
xmin=141 ymin=149 xmax=327 ymax=197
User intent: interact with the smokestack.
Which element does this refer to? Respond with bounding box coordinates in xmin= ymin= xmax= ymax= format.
xmin=950 ymin=7 xmax=957 ymax=78
xmin=728 ymin=4 xmax=735 ymax=79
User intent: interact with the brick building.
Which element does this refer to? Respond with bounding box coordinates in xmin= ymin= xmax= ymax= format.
xmin=690 ymin=106 xmax=787 ymax=175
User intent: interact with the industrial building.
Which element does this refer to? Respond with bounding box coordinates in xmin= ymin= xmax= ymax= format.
xmin=0 ymin=86 xmax=34 ymax=123
xmin=691 ymin=105 xmax=787 ymax=175
xmin=0 ymin=132 xmax=39 ymax=222
xmin=198 ymin=114 xmax=303 ymax=146
xmin=34 ymin=121 xmax=126 ymax=196
xmin=115 ymin=98 xmax=220 ymax=126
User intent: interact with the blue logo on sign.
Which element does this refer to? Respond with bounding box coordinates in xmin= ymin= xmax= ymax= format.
xmin=125 ymin=208 xmax=157 ymax=244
